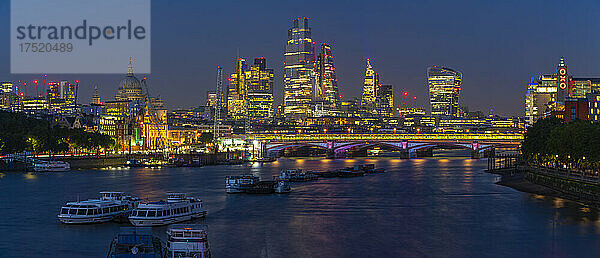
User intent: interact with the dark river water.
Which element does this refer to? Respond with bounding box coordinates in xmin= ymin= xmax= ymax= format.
xmin=2 ymin=155 xmax=600 ymax=257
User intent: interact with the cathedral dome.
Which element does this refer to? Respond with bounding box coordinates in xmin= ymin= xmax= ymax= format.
xmin=116 ymin=58 xmax=144 ymax=101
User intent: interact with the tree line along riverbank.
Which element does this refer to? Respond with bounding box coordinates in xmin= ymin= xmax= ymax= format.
xmin=489 ymin=118 xmax=600 ymax=207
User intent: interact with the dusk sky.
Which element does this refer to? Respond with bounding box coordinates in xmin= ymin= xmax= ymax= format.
xmin=2 ymin=0 xmax=600 ymax=116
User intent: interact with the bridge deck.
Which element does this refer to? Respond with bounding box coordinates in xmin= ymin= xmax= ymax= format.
xmin=245 ymin=133 xmax=524 ymax=142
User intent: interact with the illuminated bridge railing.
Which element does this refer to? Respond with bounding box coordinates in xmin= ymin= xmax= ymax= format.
xmin=244 ymin=133 xmax=524 ymax=142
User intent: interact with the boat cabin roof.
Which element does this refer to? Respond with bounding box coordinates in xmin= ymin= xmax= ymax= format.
xmin=167 ymin=224 xmax=208 ymax=239
xmin=64 ymin=199 xmax=120 ymax=207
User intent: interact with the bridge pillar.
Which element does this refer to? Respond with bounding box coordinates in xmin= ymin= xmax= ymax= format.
xmin=325 ymin=141 xmax=335 ymax=159
xmin=399 ymin=141 xmax=410 ymax=159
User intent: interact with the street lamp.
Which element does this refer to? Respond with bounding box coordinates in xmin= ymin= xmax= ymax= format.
xmin=323 ymin=128 xmax=327 ymax=134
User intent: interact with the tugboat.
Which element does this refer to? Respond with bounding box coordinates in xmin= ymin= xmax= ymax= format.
xmin=308 ymin=170 xmax=338 ymax=178
xmin=280 ymin=169 xmax=318 ymax=182
xmin=273 ymin=176 xmax=291 ymax=194
xmin=58 ymin=192 xmax=140 ymax=224
xmin=129 ymin=193 xmax=207 ymax=226
xmin=336 ymin=165 xmax=366 ymax=177
xmin=107 ymin=227 xmax=164 ymax=258
xmin=363 ymin=164 xmax=385 ymax=173
xmin=166 ymin=224 xmax=212 ymax=258
xmin=225 ymin=174 xmax=260 ymax=193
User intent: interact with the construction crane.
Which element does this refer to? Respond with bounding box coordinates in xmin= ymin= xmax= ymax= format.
xmin=213 ymin=66 xmax=223 ymax=145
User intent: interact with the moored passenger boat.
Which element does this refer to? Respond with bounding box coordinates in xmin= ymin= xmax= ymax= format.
xmin=225 ymin=174 xmax=259 ymax=193
xmin=33 ymin=160 xmax=70 ymax=172
xmin=107 ymin=227 xmax=164 ymax=258
xmin=166 ymin=224 xmax=212 ymax=258
xmin=129 ymin=193 xmax=207 ymax=226
xmin=58 ymin=192 xmax=140 ymax=224
xmin=280 ymin=169 xmax=318 ymax=182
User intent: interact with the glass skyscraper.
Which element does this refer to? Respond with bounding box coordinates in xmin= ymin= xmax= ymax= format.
xmin=245 ymin=57 xmax=274 ymax=124
xmin=284 ymin=17 xmax=315 ymax=120
xmin=427 ymin=66 xmax=462 ymax=117
xmin=314 ymin=43 xmax=340 ymax=116
xmin=361 ymin=59 xmax=379 ymax=109
xmin=227 ymin=58 xmax=248 ymax=121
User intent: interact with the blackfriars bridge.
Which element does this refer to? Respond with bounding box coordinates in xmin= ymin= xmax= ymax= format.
xmin=245 ymin=133 xmax=524 ymax=159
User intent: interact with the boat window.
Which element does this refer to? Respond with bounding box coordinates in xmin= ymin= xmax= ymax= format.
xmin=61 ymin=208 xmax=69 ymax=214
xmin=77 ymin=209 xmax=86 ymax=215
xmin=158 ymin=211 xmax=164 ymax=217
xmin=167 ymin=210 xmax=171 ymax=216
xmin=103 ymin=207 xmax=109 ymax=213
xmin=147 ymin=211 xmax=156 ymax=217
xmin=69 ymin=209 xmax=77 ymax=215
xmin=138 ymin=210 xmax=147 ymax=217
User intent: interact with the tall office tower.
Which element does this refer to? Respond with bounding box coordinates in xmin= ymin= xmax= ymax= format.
xmin=245 ymin=57 xmax=274 ymax=124
xmin=47 ymin=80 xmax=76 ymax=114
xmin=427 ymin=66 xmax=462 ymax=117
xmin=376 ymin=84 xmax=394 ymax=117
xmin=284 ymin=17 xmax=315 ymax=120
xmin=525 ymin=76 xmax=555 ymax=126
xmin=314 ymin=43 xmax=340 ymax=116
xmin=227 ymin=58 xmax=248 ymax=121
xmin=361 ymin=58 xmax=379 ymax=109
xmin=91 ymin=85 xmax=101 ymax=105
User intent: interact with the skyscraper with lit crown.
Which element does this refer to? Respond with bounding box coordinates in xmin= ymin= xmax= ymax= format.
xmin=427 ymin=66 xmax=462 ymax=117
xmin=284 ymin=17 xmax=315 ymax=120
xmin=361 ymin=58 xmax=379 ymax=109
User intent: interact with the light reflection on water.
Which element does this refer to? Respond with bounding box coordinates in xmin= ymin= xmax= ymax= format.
xmin=1 ymin=157 xmax=600 ymax=257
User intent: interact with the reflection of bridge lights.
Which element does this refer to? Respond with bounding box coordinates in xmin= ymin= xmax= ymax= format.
xmin=438 ymin=159 xmax=449 ymax=163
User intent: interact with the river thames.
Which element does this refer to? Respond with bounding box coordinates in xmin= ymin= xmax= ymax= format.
xmin=2 ymin=155 xmax=600 ymax=257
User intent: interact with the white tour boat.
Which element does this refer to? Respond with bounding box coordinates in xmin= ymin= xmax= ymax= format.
xmin=33 ymin=160 xmax=70 ymax=172
xmin=166 ymin=224 xmax=212 ymax=258
xmin=129 ymin=193 xmax=207 ymax=226
xmin=58 ymin=192 xmax=140 ymax=224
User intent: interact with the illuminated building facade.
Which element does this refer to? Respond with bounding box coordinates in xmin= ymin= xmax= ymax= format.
xmin=428 ymin=66 xmax=461 ymax=117
xmin=101 ymin=100 xmax=133 ymax=150
xmin=92 ymin=85 xmax=101 ymax=105
xmin=227 ymin=58 xmax=247 ymax=121
xmin=1 ymin=82 xmax=13 ymax=93
xmin=138 ymin=99 xmax=168 ymax=150
xmin=47 ymin=81 xmax=76 ymax=115
xmin=314 ymin=43 xmax=340 ymax=116
xmin=245 ymin=57 xmax=274 ymax=124
xmin=525 ymin=76 xmax=557 ymax=125
xmin=524 ymin=57 xmax=600 ymax=125
xmin=361 ymin=59 xmax=379 ymax=109
xmin=588 ymin=93 xmax=600 ymax=122
xmin=376 ymin=84 xmax=394 ymax=117
xmin=22 ymin=97 xmax=48 ymax=115
xmin=284 ymin=17 xmax=315 ymax=119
